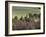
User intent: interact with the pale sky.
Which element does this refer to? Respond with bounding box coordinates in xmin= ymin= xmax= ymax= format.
xmin=12 ymin=6 xmax=41 ymax=19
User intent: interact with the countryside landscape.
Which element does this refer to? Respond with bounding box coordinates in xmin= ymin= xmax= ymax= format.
xmin=12 ymin=6 xmax=41 ymax=30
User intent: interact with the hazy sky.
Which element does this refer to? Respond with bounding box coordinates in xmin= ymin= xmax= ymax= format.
xmin=12 ymin=6 xmax=41 ymax=19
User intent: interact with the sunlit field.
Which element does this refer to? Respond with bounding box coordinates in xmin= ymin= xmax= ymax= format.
xmin=12 ymin=6 xmax=41 ymax=30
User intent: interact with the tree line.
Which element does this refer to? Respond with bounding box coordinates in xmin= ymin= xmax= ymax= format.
xmin=12 ymin=13 xmax=40 ymax=22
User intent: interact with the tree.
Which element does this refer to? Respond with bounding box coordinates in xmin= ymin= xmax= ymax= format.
xmin=20 ymin=16 xmax=23 ymax=20
xmin=29 ymin=13 xmax=33 ymax=18
xmin=33 ymin=13 xmax=40 ymax=19
xmin=24 ymin=15 xmax=28 ymax=21
xmin=38 ymin=13 xmax=40 ymax=18
xmin=34 ymin=14 xmax=37 ymax=17
xmin=14 ymin=16 xmax=18 ymax=20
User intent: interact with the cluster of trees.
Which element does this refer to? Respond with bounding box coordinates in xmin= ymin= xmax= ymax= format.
xmin=12 ymin=13 xmax=40 ymax=30
xmin=13 ymin=13 xmax=40 ymax=21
